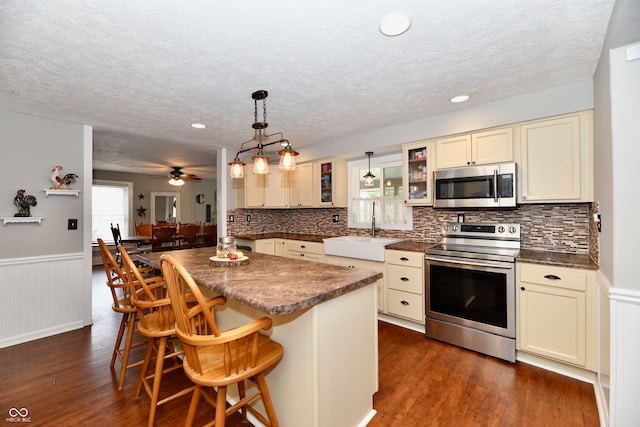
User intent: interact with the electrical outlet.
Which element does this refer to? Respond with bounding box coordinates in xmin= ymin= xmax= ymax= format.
xmin=68 ymin=218 xmax=78 ymax=230
xmin=228 ymin=214 xmax=234 ymax=223
xmin=332 ymin=214 xmax=339 ymax=223
xmin=247 ymin=215 xmax=252 ymax=223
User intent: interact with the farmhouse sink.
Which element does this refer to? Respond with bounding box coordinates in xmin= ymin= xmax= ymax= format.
xmin=323 ymin=236 xmax=406 ymax=262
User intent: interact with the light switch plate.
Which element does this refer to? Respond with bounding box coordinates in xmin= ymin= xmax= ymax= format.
xmin=68 ymin=218 xmax=78 ymax=230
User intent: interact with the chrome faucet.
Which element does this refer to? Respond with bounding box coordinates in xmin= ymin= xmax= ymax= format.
xmin=371 ymin=201 xmax=379 ymax=238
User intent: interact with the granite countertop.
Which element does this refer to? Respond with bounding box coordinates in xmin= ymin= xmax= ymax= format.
xmin=235 ymin=234 xmax=598 ymax=270
xmin=235 ymin=232 xmax=336 ymax=243
xmin=134 ymin=247 xmax=382 ymax=315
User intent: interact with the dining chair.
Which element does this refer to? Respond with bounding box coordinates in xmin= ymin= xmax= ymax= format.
xmin=160 ymin=254 xmax=283 ymax=427
xmin=119 ymin=247 xmax=194 ymax=427
xmin=97 ymin=238 xmax=150 ymax=390
xmin=136 ymin=223 xmax=152 ymax=236
xmin=177 ymin=222 xmax=199 ymax=249
xmin=151 ymin=225 xmax=177 ymax=252
xmin=202 ymin=223 xmax=217 ymax=247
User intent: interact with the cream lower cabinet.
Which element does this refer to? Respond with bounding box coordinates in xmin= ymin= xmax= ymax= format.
xmin=516 ymin=262 xmax=596 ymax=371
xmin=235 ymin=238 xmax=275 ymax=255
xmin=516 ymin=110 xmax=593 ymax=203
xmin=324 ymin=255 xmax=386 ymax=311
xmin=385 ymin=250 xmax=424 ymax=324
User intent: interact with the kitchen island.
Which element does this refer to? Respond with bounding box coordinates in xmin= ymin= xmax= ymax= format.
xmin=134 ymin=247 xmax=382 ymax=427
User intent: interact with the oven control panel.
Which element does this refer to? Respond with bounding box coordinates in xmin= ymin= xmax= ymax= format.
xmin=442 ymin=222 xmax=520 ymax=239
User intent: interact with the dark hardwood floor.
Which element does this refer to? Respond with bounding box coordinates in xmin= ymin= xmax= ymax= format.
xmin=0 ymin=268 xmax=599 ymax=426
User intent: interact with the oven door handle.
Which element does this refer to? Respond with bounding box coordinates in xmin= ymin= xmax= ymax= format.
xmin=425 ymin=255 xmax=514 ymax=270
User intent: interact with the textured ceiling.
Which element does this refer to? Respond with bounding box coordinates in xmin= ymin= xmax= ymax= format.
xmin=0 ymin=0 xmax=615 ymax=180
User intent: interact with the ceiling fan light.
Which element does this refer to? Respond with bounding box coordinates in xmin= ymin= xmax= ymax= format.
xmin=169 ymin=177 xmax=185 ymax=186
xmin=252 ymin=155 xmax=270 ymax=175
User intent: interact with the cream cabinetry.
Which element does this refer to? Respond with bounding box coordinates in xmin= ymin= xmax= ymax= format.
xmin=385 ymin=250 xmax=424 ymax=323
xmin=285 ymin=240 xmax=324 ymax=263
xmin=515 ymin=111 xmax=593 ymax=203
xmin=435 ymin=127 xmax=513 ymax=169
xmin=274 ymin=238 xmax=287 ymax=257
xmin=402 ymin=140 xmax=434 ymax=205
xmin=288 ymin=162 xmax=313 ymax=207
xmin=516 ymin=262 xmax=596 ymax=371
xmin=235 ymin=238 xmax=275 ymax=255
xmin=244 ymin=168 xmax=290 ymax=208
xmin=313 ymin=158 xmax=347 ymax=207
xmin=324 ymin=255 xmax=386 ymax=311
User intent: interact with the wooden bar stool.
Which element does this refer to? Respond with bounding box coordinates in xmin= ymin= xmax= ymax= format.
xmin=120 ymin=247 xmax=194 ymax=426
xmin=160 ymin=254 xmax=284 ymax=427
xmin=97 ymin=238 xmax=149 ymax=390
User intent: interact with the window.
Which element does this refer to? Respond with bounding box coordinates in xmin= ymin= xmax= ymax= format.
xmin=348 ymin=153 xmax=412 ymax=230
xmin=92 ymin=180 xmax=134 ymax=243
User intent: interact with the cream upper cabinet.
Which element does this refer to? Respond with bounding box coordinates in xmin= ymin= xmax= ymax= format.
xmin=515 ymin=111 xmax=593 ymax=203
xmin=402 ymin=140 xmax=434 ymax=205
xmin=435 ymin=127 xmax=513 ymax=169
xmin=313 ymin=157 xmax=347 ymax=207
xmin=516 ymin=262 xmax=596 ymax=371
xmin=244 ymin=168 xmax=290 ymax=208
xmin=288 ymin=162 xmax=313 ymax=208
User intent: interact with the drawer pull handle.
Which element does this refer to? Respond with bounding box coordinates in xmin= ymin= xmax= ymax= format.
xmin=544 ymin=274 xmax=561 ymax=280
xmin=300 ymin=245 xmax=306 ymax=249
xmin=400 ymin=300 xmax=410 ymax=305
xmin=400 ymin=257 xmax=409 ymax=261
xmin=400 ymin=277 xmax=409 ymax=281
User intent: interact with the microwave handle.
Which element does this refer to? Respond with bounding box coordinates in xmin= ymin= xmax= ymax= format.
xmin=493 ymin=170 xmax=498 ymax=202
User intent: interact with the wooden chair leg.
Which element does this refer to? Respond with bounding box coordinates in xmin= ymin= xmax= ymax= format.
xmin=136 ymin=337 xmax=155 ymax=398
xmin=255 ymin=373 xmax=279 ymax=427
xmin=215 ymin=386 xmax=227 ymax=427
xmin=111 ymin=312 xmax=128 ymax=368
xmin=237 ymin=380 xmax=247 ymax=422
xmin=147 ymin=336 xmax=167 ymax=427
xmin=117 ymin=311 xmax=137 ymax=390
xmin=185 ymin=384 xmax=202 ymax=427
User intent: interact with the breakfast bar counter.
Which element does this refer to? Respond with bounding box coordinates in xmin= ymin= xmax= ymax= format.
xmin=134 ymin=247 xmax=382 ymax=427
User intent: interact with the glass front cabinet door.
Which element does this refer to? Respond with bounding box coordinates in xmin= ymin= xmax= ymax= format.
xmin=313 ymin=158 xmax=347 ymax=207
xmin=402 ymin=140 xmax=433 ymax=205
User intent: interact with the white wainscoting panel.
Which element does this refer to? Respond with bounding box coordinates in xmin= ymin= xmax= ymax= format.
xmin=0 ymin=253 xmax=86 ymax=348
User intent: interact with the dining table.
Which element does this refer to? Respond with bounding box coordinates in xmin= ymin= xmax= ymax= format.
xmin=119 ymin=234 xmax=152 ymax=245
xmin=133 ymin=246 xmax=382 ymax=427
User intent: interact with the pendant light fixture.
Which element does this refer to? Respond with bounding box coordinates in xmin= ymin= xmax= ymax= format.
xmin=228 ymin=90 xmax=298 ymax=178
xmin=363 ymin=151 xmax=375 ymax=187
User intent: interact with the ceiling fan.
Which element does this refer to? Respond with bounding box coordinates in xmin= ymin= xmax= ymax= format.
xmin=167 ymin=166 xmax=202 ymax=186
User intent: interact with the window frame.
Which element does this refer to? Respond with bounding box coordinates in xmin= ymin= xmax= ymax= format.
xmin=347 ymin=153 xmax=413 ymax=231
xmin=91 ymin=179 xmax=134 ymax=243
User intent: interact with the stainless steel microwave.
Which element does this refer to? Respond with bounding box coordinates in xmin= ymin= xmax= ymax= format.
xmin=433 ymin=162 xmax=516 ymax=208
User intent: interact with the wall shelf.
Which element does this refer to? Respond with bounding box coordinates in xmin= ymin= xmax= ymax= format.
xmin=2 ymin=216 xmax=44 ymax=225
xmin=43 ymin=189 xmax=80 ymax=197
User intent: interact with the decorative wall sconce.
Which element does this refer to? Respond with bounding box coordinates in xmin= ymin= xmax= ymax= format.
xmin=363 ymin=151 xmax=375 ymax=187
xmin=228 ymin=90 xmax=298 ymax=178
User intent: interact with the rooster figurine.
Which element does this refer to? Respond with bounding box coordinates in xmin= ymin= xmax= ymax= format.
xmin=14 ymin=189 xmax=38 ymax=217
xmin=50 ymin=165 xmax=78 ymax=189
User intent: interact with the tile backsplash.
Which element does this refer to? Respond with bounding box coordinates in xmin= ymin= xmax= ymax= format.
xmin=227 ymin=202 xmax=596 ymax=260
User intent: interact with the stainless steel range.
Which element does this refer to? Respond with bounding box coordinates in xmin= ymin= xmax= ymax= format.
xmin=424 ymin=222 xmax=521 ymax=362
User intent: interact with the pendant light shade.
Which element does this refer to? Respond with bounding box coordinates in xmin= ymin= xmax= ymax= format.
xmin=277 ymin=142 xmax=299 ymax=171
xmin=364 ymin=151 xmax=375 ymax=187
xmin=228 ymin=157 xmax=246 ymax=178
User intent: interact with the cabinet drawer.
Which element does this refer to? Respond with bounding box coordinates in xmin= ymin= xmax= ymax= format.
xmin=285 ymin=240 xmax=323 ymax=255
xmin=287 ymin=250 xmax=322 ymax=262
xmin=387 ymin=264 xmax=423 ymax=294
xmin=519 ymin=263 xmax=588 ymax=291
xmin=386 ymin=249 xmax=424 ymax=268
xmin=387 ymin=290 xmax=423 ymax=322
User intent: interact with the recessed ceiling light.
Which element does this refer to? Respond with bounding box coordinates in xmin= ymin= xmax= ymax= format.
xmin=379 ymin=12 xmax=411 ymax=37
xmin=191 ymin=123 xmax=206 ymax=129
xmin=450 ymin=95 xmax=470 ymax=103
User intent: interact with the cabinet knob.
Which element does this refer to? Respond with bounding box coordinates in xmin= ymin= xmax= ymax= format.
xmin=400 ymin=300 xmax=410 ymax=305
xmin=467 ymin=161 xmax=471 ymax=165
xmin=521 ymin=286 xmax=526 ymax=291
xmin=400 ymin=277 xmax=409 ymax=281
xmin=543 ymin=274 xmax=561 ymax=280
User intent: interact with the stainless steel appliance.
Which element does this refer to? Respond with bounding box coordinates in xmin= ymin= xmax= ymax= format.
xmin=433 ymin=162 xmax=516 ymax=208
xmin=424 ymin=222 xmax=521 ymax=362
